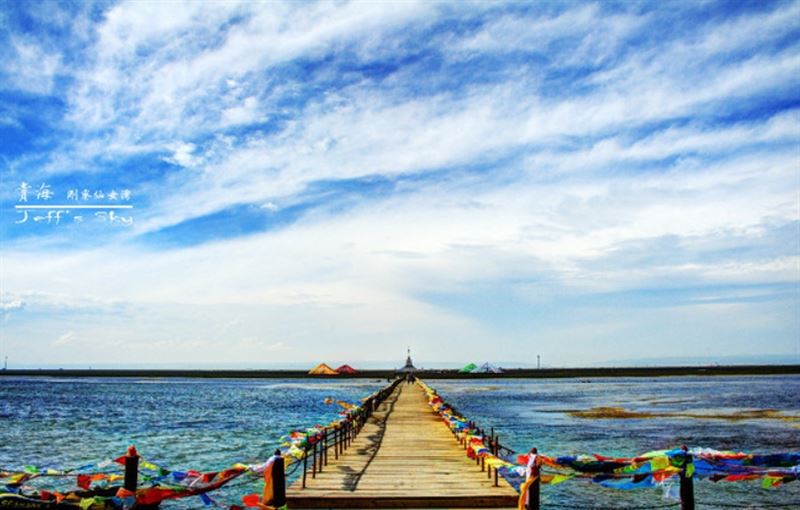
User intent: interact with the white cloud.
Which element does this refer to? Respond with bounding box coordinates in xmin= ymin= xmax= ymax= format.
xmin=221 ymin=96 xmax=262 ymax=127
xmin=163 ymin=142 xmax=202 ymax=168
xmin=64 ymin=0 xmax=434 ymax=146
xmin=0 ymin=299 xmax=25 ymax=311
xmin=53 ymin=331 xmax=76 ymax=346
xmin=3 ymin=38 xmax=60 ymax=94
xmin=457 ymin=3 xmax=644 ymax=66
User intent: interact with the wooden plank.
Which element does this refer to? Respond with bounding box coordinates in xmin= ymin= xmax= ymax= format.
xmin=286 ymin=382 xmax=519 ymax=508
xmin=285 ymin=495 xmax=516 ymax=508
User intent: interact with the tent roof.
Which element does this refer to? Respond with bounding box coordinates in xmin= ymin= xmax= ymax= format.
xmin=308 ymin=363 xmax=338 ymax=375
xmin=458 ymin=363 xmax=477 ymax=373
xmin=472 ymin=362 xmax=503 ymax=373
xmin=336 ymin=364 xmax=357 ymax=374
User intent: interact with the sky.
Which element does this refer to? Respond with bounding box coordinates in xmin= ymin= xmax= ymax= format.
xmin=0 ymin=0 xmax=798 ymax=369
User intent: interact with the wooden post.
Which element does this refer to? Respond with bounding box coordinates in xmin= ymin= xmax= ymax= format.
xmin=527 ymin=461 xmax=541 ymax=510
xmin=334 ymin=427 xmax=339 ymax=460
xmin=680 ymin=449 xmax=695 ymax=510
xmin=319 ymin=434 xmax=324 ymax=473
xmin=487 ymin=429 xmax=493 ymax=478
xmin=311 ymin=440 xmax=317 ymax=479
xmin=493 ymin=436 xmax=499 ymax=487
xmin=324 ymin=429 xmax=329 ymax=467
xmin=315 ymin=438 xmax=321 ymax=474
xmin=272 ymin=455 xmax=286 ymax=508
xmin=318 ymin=437 xmax=322 ymax=472
xmin=302 ymin=446 xmax=308 ymax=488
xmin=123 ymin=445 xmax=138 ymax=492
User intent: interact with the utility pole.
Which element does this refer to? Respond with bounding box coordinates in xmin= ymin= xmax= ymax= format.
xmin=3 ymin=356 xmax=7 ymax=370
xmin=537 ymin=355 xmax=540 ymax=370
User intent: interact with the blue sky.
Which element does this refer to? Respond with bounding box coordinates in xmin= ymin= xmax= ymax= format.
xmin=1 ymin=0 xmax=798 ymax=368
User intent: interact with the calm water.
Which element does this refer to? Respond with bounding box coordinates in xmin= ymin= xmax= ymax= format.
xmin=1 ymin=376 xmax=798 ymax=508
xmin=434 ymin=376 xmax=800 ymax=508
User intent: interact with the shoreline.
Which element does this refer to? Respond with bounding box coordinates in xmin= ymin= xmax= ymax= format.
xmin=1 ymin=364 xmax=798 ymax=379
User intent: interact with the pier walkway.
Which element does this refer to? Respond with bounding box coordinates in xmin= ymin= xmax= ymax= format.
xmin=286 ymin=381 xmax=518 ymax=508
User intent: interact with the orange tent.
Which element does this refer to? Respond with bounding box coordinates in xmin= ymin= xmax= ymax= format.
xmin=308 ymin=363 xmax=338 ymax=375
xmin=336 ymin=364 xmax=357 ymax=374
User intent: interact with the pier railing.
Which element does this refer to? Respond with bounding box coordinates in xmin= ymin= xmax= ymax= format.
xmin=0 ymin=377 xmax=403 ymax=510
xmin=451 ymin=420 xmax=706 ymax=510
xmin=298 ymin=377 xmax=402 ymax=489
xmin=416 ymin=378 xmax=799 ymax=510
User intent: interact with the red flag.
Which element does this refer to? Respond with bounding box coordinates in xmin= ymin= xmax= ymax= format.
xmin=77 ymin=474 xmax=91 ymax=490
xmin=242 ymin=494 xmax=261 ymax=507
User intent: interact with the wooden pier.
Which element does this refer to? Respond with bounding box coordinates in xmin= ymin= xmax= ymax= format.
xmin=286 ymin=381 xmax=518 ymax=508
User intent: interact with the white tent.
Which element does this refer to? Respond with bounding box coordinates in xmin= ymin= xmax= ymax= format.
xmin=472 ymin=362 xmax=503 ymax=374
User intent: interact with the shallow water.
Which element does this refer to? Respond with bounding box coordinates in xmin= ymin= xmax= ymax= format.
xmin=1 ymin=376 xmax=798 ymax=508
xmin=434 ymin=375 xmax=800 ymax=508
xmin=0 ymin=377 xmax=386 ymax=507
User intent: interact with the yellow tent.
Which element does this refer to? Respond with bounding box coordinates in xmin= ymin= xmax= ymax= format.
xmin=308 ymin=363 xmax=338 ymax=375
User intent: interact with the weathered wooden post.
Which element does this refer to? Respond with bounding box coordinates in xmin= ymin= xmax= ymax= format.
xmin=324 ymin=429 xmax=329 ymax=467
xmin=272 ymin=454 xmax=286 ymax=508
xmin=124 ymin=445 xmax=139 ymax=493
xmin=333 ymin=426 xmax=339 ymax=460
xmin=302 ymin=445 xmax=308 ymax=488
xmin=493 ymin=436 xmax=499 ymax=487
xmin=318 ymin=438 xmax=322 ymax=473
xmin=679 ymin=446 xmax=695 ymax=510
xmin=526 ymin=448 xmax=541 ymax=510
xmin=263 ymin=450 xmax=287 ymax=508
xmin=487 ymin=428 xmax=494 ymax=479
xmin=312 ymin=439 xmax=317 ymax=479
xmin=526 ymin=472 xmax=541 ymax=510
xmin=318 ymin=436 xmax=323 ymax=471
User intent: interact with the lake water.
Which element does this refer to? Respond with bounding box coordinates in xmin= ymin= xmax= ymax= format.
xmin=1 ymin=376 xmax=798 ymax=508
